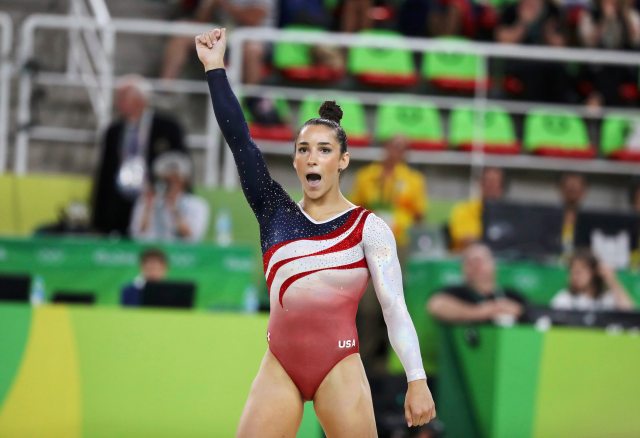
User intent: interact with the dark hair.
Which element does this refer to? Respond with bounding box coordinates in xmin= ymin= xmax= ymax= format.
xmin=568 ymin=248 xmax=605 ymax=298
xmin=296 ymin=101 xmax=348 ymax=154
xmin=140 ymin=248 xmax=168 ymax=266
xmin=558 ymin=172 xmax=587 ymax=187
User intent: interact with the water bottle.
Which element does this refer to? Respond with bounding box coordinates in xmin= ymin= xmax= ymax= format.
xmin=30 ymin=275 xmax=46 ymax=306
xmin=215 ymin=209 xmax=233 ymax=246
xmin=243 ymin=284 xmax=259 ymax=313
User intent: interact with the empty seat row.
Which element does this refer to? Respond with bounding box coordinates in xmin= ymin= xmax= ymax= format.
xmin=243 ymin=96 xmax=640 ymax=161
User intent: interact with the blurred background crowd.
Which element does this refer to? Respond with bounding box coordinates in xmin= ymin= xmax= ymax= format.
xmin=0 ymin=0 xmax=640 ymax=437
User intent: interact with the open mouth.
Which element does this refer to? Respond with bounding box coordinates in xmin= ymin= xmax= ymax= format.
xmin=306 ymin=173 xmax=321 ymax=187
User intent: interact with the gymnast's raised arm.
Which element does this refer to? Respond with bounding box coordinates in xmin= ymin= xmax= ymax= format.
xmin=195 ymin=28 xmax=288 ymax=217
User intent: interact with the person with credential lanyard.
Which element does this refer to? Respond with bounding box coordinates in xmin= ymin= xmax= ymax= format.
xmin=91 ymin=74 xmax=187 ymax=237
xmin=196 ymin=28 xmax=435 ymax=437
xmin=350 ymin=134 xmax=428 ymax=373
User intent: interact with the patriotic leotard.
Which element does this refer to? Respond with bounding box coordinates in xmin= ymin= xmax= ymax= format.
xmin=207 ymin=69 xmax=426 ymax=400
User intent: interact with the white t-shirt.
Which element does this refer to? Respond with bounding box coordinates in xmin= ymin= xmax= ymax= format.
xmin=130 ymin=193 xmax=210 ymax=243
xmin=551 ymin=289 xmax=618 ymax=311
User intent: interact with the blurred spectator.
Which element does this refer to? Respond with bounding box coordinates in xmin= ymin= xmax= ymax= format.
xmin=551 ymin=249 xmax=635 ymax=310
xmin=448 ymin=167 xmax=505 ymax=252
xmin=397 ymin=0 xmax=431 ymax=37
xmin=429 ymin=0 xmax=497 ymax=40
xmin=130 ymin=152 xmax=209 ymax=242
xmin=427 ymin=243 xmax=526 ymax=323
xmin=350 ymin=135 xmax=428 ymax=248
xmin=161 ymin=0 xmax=275 ymax=81
xmin=559 ymin=172 xmax=588 ymax=251
xmin=121 ymin=248 xmax=169 ymax=306
xmin=578 ymin=0 xmax=640 ymax=107
xmin=160 ymin=0 xmax=215 ymax=80
xmin=91 ymin=75 xmax=187 ymax=237
xmin=160 ymin=0 xmax=283 ymax=125
xmin=495 ymin=0 xmax=573 ymax=102
xmin=278 ymin=0 xmax=345 ymax=73
xmin=278 ymin=0 xmax=331 ymax=28
xmin=495 ymin=0 xmax=564 ymax=45
xmin=350 ymin=135 xmax=427 ymax=374
xmin=339 ymin=0 xmax=373 ymax=33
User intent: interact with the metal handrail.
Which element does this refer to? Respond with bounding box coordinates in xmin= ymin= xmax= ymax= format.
xmin=68 ymin=0 xmax=113 ymax=134
xmin=87 ymin=0 xmax=111 ymax=26
xmin=14 ymin=15 xmax=224 ymax=186
xmin=224 ymin=27 xmax=640 ymax=190
xmin=0 ymin=13 xmax=12 ymax=174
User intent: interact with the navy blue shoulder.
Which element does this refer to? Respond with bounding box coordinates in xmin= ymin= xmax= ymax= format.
xmin=260 ymin=206 xmax=365 ymax=255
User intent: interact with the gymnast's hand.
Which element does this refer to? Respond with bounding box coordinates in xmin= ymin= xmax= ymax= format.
xmin=195 ymin=28 xmax=226 ymax=72
xmin=405 ymin=379 xmax=436 ymax=428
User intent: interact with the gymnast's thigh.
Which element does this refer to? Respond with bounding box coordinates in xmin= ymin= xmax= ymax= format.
xmin=313 ymin=353 xmax=377 ymax=438
xmin=236 ymin=349 xmax=304 ymax=438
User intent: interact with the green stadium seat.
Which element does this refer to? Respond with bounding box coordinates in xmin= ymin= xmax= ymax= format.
xmin=449 ymin=106 xmax=519 ymax=154
xmin=299 ymin=97 xmax=371 ymax=147
xmin=242 ymin=96 xmax=293 ymax=141
xmin=272 ymin=26 xmax=344 ymax=83
xmin=601 ymin=115 xmax=640 ymax=162
xmin=375 ymin=99 xmax=445 ymax=150
xmin=523 ymin=110 xmax=594 ymax=158
xmin=347 ymin=30 xmax=418 ymax=88
xmin=421 ymin=37 xmax=489 ymax=93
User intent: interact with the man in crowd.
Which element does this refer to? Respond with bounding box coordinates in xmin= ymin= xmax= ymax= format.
xmin=91 ymin=75 xmax=187 ymax=236
xmin=448 ymin=167 xmax=505 ymax=252
xmin=427 ymin=243 xmax=525 ymax=323
xmin=558 ymin=172 xmax=588 ymax=251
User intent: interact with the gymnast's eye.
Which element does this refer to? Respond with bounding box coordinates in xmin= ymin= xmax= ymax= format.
xmin=297 ymin=146 xmax=308 ymax=153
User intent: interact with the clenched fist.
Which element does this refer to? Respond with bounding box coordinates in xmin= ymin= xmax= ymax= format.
xmin=195 ymin=28 xmax=226 ymax=72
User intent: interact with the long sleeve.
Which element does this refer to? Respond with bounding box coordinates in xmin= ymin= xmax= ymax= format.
xmin=206 ymin=68 xmax=289 ymax=220
xmin=363 ymin=213 xmax=427 ymax=382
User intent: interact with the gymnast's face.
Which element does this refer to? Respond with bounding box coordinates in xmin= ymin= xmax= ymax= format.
xmin=293 ymin=125 xmax=349 ymax=201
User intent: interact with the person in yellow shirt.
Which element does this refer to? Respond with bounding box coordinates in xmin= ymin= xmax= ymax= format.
xmin=558 ymin=172 xmax=587 ymax=254
xmin=350 ymin=135 xmax=427 ymax=374
xmin=449 ymin=167 xmax=505 ymax=252
xmin=350 ymin=135 xmax=428 ymax=248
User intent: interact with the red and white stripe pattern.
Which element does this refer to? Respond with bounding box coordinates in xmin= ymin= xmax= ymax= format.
xmin=263 ymin=208 xmax=371 ymax=307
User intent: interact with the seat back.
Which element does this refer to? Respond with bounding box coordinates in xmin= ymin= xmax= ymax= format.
xmin=524 ymin=110 xmax=590 ymax=151
xmin=375 ymin=100 xmax=443 ymax=143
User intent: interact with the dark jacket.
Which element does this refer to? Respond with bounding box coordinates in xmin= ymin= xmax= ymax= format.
xmin=91 ymin=112 xmax=187 ymax=236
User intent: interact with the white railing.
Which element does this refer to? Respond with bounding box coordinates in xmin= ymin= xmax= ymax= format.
xmin=224 ymin=27 xmax=640 ymax=189
xmin=14 ymin=15 xmax=225 ymax=186
xmin=0 ymin=13 xmax=12 ymax=174
xmin=11 ymin=18 xmax=640 ymax=187
xmin=66 ymin=0 xmax=113 ymax=133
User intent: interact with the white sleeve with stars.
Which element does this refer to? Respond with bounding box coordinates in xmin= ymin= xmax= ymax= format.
xmin=362 ymin=213 xmax=427 ymax=382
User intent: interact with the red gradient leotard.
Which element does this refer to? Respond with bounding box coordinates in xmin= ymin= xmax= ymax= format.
xmin=207 ymin=69 xmax=426 ymax=400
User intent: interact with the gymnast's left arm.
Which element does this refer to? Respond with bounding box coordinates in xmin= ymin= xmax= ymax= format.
xmin=362 ymin=213 xmax=436 ymax=427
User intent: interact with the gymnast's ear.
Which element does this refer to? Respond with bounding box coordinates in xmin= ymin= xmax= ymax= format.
xmin=339 ymin=151 xmax=350 ymax=172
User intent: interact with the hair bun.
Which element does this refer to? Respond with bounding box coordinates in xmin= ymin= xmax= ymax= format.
xmin=319 ymin=101 xmax=343 ymax=124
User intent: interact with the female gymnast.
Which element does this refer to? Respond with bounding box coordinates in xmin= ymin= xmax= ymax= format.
xmin=196 ymin=28 xmax=435 ymax=437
